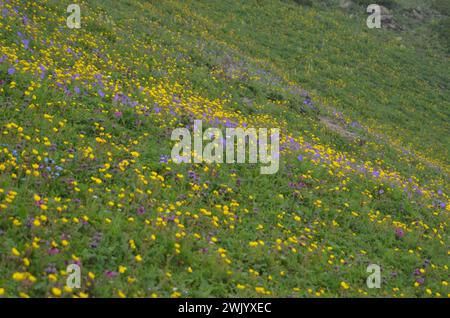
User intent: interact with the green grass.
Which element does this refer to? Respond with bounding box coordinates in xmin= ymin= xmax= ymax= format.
xmin=0 ymin=0 xmax=448 ymax=298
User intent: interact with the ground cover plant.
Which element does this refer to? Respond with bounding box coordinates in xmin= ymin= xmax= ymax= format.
xmin=0 ymin=0 xmax=448 ymax=298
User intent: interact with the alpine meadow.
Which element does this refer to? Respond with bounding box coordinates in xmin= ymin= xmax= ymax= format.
xmin=0 ymin=0 xmax=449 ymax=299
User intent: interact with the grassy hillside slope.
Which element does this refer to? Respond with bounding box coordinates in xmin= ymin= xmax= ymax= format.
xmin=0 ymin=0 xmax=448 ymax=297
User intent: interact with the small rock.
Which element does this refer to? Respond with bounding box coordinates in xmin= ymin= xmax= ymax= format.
xmin=380 ymin=5 xmax=391 ymax=16
xmin=412 ymin=9 xmax=424 ymax=21
xmin=378 ymin=5 xmax=400 ymax=29
xmin=380 ymin=6 xmax=393 ymax=24
xmin=339 ymin=0 xmax=353 ymax=10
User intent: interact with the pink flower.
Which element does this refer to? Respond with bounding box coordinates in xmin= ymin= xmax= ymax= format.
xmin=395 ymin=228 xmax=405 ymax=238
xmin=48 ymin=247 xmax=60 ymax=255
xmin=137 ymin=206 xmax=145 ymax=215
xmin=105 ymin=271 xmax=118 ymax=278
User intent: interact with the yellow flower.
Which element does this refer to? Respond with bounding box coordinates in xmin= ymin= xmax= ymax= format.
xmin=11 ymin=247 xmax=20 ymax=256
xmin=28 ymin=275 xmax=37 ymax=283
xmin=119 ymin=265 xmax=127 ymax=273
xmin=52 ymin=287 xmax=62 ymax=297
xmin=64 ymin=286 xmax=73 ymax=293
xmin=12 ymin=272 xmax=26 ymax=281
xmin=48 ymin=274 xmax=57 ymax=282
xmin=171 ymin=291 xmax=181 ymax=298
xmin=0 ymin=288 xmax=5 ymax=296
xmin=23 ymin=258 xmax=30 ymax=266
xmin=255 ymin=287 xmax=266 ymax=294
xmin=135 ymin=255 xmax=142 ymax=262
xmin=340 ymin=281 xmax=350 ymax=290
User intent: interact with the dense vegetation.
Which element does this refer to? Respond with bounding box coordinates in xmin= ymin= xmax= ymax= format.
xmin=0 ymin=0 xmax=448 ymax=298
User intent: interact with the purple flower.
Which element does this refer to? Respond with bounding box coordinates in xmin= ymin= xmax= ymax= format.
xmin=303 ymin=98 xmax=313 ymax=107
xmin=22 ymin=39 xmax=30 ymax=50
xmin=45 ymin=265 xmax=57 ymax=274
xmin=98 ymin=89 xmax=105 ymax=98
xmin=48 ymin=247 xmax=60 ymax=255
xmin=114 ymin=111 xmax=123 ymax=119
xmin=105 ymin=271 xmax=118 ymax=278
xmin=413 ymin=268 xmax=422 ymax=276
xmin=159 ymin=155 xmax=169 ymax=164
xmin=297 ymin=154 xmax=303 ymax=162
xmin=7 ymin=67 xmax=15 ymax=75
xmin=395 ymin=228 xmax=404 ymax=238
xmin=137 ymin=206 xmax=145 ymax=215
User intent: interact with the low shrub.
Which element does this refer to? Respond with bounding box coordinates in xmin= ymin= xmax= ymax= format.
xmin=432 ymin=0 xmax=450 ymax=16
xmin=293 ymin=0 xmax=313 ymax=6
xmin=434 ymin=17 xmax=450 ymax=52
xmin=352 ymin=0 xmax=398 ymax=9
